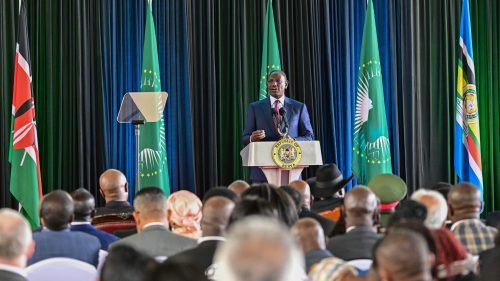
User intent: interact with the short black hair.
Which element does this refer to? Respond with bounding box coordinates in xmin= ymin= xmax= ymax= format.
xmin=144 ymin=256 xmax=208 ymax=281
xmin=267 ymin=70 xmax=287 ymax=80
xmin=387 ymin=199 xmax=427 ymax=228
xmin=71 ymin=188 xmax=95 ymax=220
xmin=228 ymin=198 xmax=278 ymax=228
xmin=100 ymin=245 xmax=157 ymax=281
xmin=280 ymin=186 xmax=303 ymax=212
xmin=203 ymin=187 xmax=239 ymax=203
xmin=40 ymin=190 xmax=74 ymax=230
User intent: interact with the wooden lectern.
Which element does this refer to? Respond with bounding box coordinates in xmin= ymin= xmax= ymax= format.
xmin=240 ymin=141 xmax=323 ymax=186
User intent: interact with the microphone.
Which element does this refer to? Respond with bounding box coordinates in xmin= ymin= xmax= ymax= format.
xmin=279 ymin=107 xmax=289 ymax=128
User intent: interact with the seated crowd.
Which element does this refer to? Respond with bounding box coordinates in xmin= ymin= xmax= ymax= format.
xmin=1 ymin=166 xmax=499 ymax=281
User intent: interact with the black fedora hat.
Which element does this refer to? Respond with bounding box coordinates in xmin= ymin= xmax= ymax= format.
xmin=310 ymin=164 xmax=354 ymax=199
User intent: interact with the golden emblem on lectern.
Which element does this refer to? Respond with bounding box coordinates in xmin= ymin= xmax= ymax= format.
xmin=272 ymin=138 xmax=303 ymax=169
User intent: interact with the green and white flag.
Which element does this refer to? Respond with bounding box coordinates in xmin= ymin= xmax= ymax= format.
xmin=352 ymin=0 xmax=392 ymax=184
xmin=258 ymin=0 xmax=281 ymax=100
xmin=138 ymin=0 xmax=170 ymax=194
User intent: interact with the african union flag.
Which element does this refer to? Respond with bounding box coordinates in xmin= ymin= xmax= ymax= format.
xmin=454 ymin=0 xmax=483 ymax=198
xmin=258 ymin=0 xmax=281 ymax=100
xmin=352 ymin=0 xmax=392 ymax=184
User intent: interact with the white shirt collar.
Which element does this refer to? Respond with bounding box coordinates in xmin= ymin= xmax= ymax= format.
xmin=71 ymin=221 xmax=91 ymax=226
xmin=198 ymin=236 xmax=226 ymax=244
xmin=143 ymin=222 xmax=167 ymax=229
xmin=0 ymin=264 xmax=27 ymax=277
xmin=269 ymin=95 xmax=285 ymax=107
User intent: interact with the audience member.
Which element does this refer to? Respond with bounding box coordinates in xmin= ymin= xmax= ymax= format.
xmin=430 ymin=182 xmax=453 ymax=202
xmin=100 ymin=244 xmax=157 ymax=281
xmin=110 ymin=187 xmax=196 ymax=258
xmin=228 ymin=180 xmax=250 ymax=197
xmin=485 ymin=211 xmax=500 ymax=229
xmin=367 ymin=173 xmax=407 ymax=228
xmin=144 ymin=257 xmax=208 ymax=281
xmin=310 ymin=164 xmax=353 ymax=221
xmin=29 ymin=190 xmax=101 ymax=267
xmin=228 ymin=198 xmax=278 ymax=227
xmin=448 ymin=183 xmax=497 ymax=255
xmin=308 ymin=257 xmax=360 ymax=281
xmin=374 ymin=229 xmax=433 ymax=281
xmin=386 ymin=220 xmax=438 ymax=278
xmin=167 ymin=190 xmax=203 ymax=239
xmin=289 ymin=180 xmax=336 ymax=236
xmin=478 ymin=231 xmax=500 ymax=281
xmin=202 ymin=187 xmax=239 ymax=203
xmin=327 ymin=186 xmax=380 ymax=260
xmin=241 ymin=183 xmax=298 ymax=227
xmin=386 ymin=199 xmax=427 ymax=228
xmin=411 ymin=189 xmax=448 ymax=229
xmin=0 ymin=209 xmax=35 ymax=281
xmin=292 ymin=218 xmax=332 ymax=273
xmin=432 ymin=227 xmax=477 ymax=281
xmin=167 ymin=196 xmax=235 ymax=278
xmin=213 ymin=216 xmax=306 ymax=281
xmin=96 ymin=169 xmax=134 ymax=216
xmin=70 ymin=188 xmax=119 ymax=250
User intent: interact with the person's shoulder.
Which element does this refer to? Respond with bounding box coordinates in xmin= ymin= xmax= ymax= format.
xmin=285 ymin=97 xmax=305 ymax=107
xmin=72 ymin=230 xmax=101 ymax=244
xmin=248 ymin=98 xmax=269 ymax=108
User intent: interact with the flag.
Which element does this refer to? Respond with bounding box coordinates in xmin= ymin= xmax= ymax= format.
xmin=352 ymin=0 xmax=392 ymax=184
xmin=9 ymin=0 xmax=43 ymax=228
xmin=258 ymin=0 xmax=281 ymax=100
xmin=138 ymin=0 xmax=170 ymax=195
xmin=454 ymin=0 xmax=483 ymax=198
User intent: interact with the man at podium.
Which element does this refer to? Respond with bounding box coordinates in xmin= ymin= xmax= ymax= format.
xmin=242 ymin=70 xmax=314 ymax=183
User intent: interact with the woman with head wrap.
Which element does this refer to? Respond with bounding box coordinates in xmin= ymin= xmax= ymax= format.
xmin=167 ymin=190 xmax=202 ymax=239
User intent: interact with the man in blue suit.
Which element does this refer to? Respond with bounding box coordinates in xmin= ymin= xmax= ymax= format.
xmin=242 ymin=70 xmax=314 ymax=182
xmin=29 ymin=190 xmax=101 ymax=267
xmin=70 ymin=188 xmax=119 ymax=250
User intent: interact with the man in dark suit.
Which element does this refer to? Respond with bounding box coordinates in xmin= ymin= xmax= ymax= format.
xmin=242 ymin=70 xmax=314 ymax=183
xmin=70 ymin=188 xmax=119 ymax=250
xmin=95 ymin=169 xmax=134 ymax=216
xmin=167 ymin=196 xmax=235 ymax=278
xmin=29 ymin=190 xmax=101 ymax=267
xmin=292 ymin=218 xmax=332 ymax=273
xmin=327 ymin=186 xmax=380 ymax=260
xmin=110 ymin=187 xmax=196 ymax=258
xmin=0 ymin=209 xmax=35 ymax=281
xmin=290 ymin=180 xmax=336 ymax=237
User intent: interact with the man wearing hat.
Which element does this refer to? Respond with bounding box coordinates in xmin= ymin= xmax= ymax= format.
xmin=310 ymin=164 xmax=354 ymax=221
xmin=367 ymin=173 xmax=407 ymax=228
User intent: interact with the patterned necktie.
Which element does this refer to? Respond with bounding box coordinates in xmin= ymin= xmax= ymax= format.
xmin=274 ymin=100 xmax=281 ymax=121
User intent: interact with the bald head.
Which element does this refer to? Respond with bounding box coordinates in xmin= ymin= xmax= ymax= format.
xmin=411 ymin=189 xmax=447 ymax=229
xmin=99 ymin=169 xmax=128 ymax=202
xmin=40 ymin=190 xmax=74 ymax=231
xmin=71 ymin=188 xmax=95 ymax=222
xmin=228 ymin=180 xmax=250 ymax=197
xmin=292 ymin=218 xmax=325 ymax=254
xmin=448 ymin=183 xmax=482 ymax=222
xmin=201 ymin=197 xmax=236 ymax=237
xmin=290 ymin=180 xmax=311 ymax=209
xmin=343 ymin=186 xmax=378 ymax=228
xmin=375 ymin=230 xmax=432 ymax=281
xmin=0 ymin=209 xmax=34 ymax=267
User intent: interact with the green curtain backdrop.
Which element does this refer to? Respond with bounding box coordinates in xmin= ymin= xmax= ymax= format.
xmin=1 ymin=0 xmax=500 ymax=212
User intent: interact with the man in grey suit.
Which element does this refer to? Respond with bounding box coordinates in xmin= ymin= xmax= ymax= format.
xmin=0 ymin=209 xmax=35 ymax=281
xmin=110 ymin=187 xmax=196 ymax=258
xmin=327 ymin=186 xmax=380 ymax=260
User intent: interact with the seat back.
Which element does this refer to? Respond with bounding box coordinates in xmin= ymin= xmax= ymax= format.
xmin=26 ymin=257 xmax=97 ymax=281
xmin=92 ymin=214 xmax=136 ymax=236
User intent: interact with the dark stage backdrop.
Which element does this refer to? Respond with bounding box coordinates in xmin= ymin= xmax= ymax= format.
xmin=1 ymin=0 xmax=499 ymax=212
